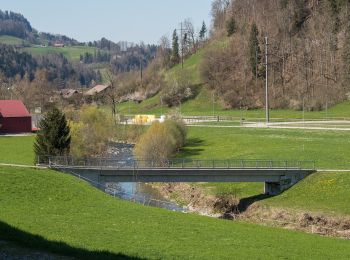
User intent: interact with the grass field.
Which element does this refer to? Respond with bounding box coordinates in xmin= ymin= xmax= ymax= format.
xmin=0 ymin=136 xmax=35 ymax=165
xmin=1 ymin=165 xmax=350 ymax=259
xmin=24 ymin=45 xmax=98 ymax=61
xmin=181 ymin=126 xmax=350 ymax=169
xmin=0 ymin=35 xmax=26 ymax=45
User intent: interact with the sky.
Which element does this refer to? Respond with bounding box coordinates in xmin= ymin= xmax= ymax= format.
xmin=0 ymin=0 xmax=213 ymax=44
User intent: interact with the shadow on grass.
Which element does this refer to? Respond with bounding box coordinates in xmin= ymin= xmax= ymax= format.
xmin=237 ymin=194 xmax=275 ymax=212
xmin=179 ymin=137 xmax=205 ymax=157
xmin=0 ymin=220 xmax=143 ymax=260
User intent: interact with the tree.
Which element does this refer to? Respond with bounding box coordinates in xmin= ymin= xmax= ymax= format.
xmin=226 ymin=17 xmax=237 ymax=36
xmin=248 ymin=23 xmax=262 ymax=78
xmin=171 ymin=29 xmax=180 ymax=65
xmin=211 ymin=0 xmax=230 ymax=30
xmin=343 ymin=24 xmax=350 ymax=83
xmin=199 ymin=21 xmax=207 ymax=41
xmin=34 ymin=107 xmax=71 ymax=163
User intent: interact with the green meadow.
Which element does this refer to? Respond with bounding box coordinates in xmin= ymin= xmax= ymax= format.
xmin=1 ymin=165 xmax=350 ymax=259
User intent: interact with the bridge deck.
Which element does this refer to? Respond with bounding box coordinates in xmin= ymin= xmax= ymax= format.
xmin=43 ymin=157 xmax=316 ymax=195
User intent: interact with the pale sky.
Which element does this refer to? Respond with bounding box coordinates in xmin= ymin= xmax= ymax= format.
xmin=0 ymin=0 xmax=213 ymax=44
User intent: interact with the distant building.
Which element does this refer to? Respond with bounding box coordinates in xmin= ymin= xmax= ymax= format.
xmin=53 ymin=43 xmax=65 ymax=47
xmin=0 ymin=100 xmax=32 ymax=134
xmin=84 ymin=84 xmax=111 ymax=96
xmin=60 ymin=89 xmax=79 ymax=99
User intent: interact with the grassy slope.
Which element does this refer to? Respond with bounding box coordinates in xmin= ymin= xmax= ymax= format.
xmin=1 ymin=165 xmax=350 ymax=259
xmin=179 ymin=126 xmax=350 ymax=215
xmin=263 ymin=172 xmax=350 ymax=215
xmin=24 ymin=45 xmax=98 ymax=61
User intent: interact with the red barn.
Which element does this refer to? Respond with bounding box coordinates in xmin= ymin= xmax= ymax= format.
xmin=0 ymin=100 xmax=32 ymax=134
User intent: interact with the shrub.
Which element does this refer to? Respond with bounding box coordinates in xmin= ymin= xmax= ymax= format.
xmin=69 ymin=105 xmax=114 ymax=157
xmin=134 ymin=120 xmax=187 ymax=164
xmin=162 ymin=70 xmax=193 ymax=107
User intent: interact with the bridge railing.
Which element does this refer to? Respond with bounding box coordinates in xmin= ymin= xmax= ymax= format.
xmin=39 ymin=156 xmax=315 ymax=170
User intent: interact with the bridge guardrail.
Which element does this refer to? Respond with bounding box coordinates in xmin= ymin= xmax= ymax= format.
xmin=39 ymin=156 xmax=316 ymax=171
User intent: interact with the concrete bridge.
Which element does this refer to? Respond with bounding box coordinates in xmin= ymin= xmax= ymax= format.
xmin=42 ymin=157 xmax=316 ymax=195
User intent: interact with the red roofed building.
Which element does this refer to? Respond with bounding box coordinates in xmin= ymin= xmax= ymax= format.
xmin=0 ymin=100 xmax=32 ymax=134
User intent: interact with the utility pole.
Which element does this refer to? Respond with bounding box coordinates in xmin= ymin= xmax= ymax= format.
xmin=265 ymin=36 xmax=269 ymax=124
xmin=139 ymin=56 xmax=143 ymax=87
xmin=180 ymin=22 xmax=184 ymax=69
xmin=177 ymin=22 xmax=188 ymax=69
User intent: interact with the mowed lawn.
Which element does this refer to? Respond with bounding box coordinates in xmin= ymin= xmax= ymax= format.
xmin=1 ymin=166 xmax=350 ymax=259
xmin=0 ymin=136 xmax=35 ymax=165
xmin=181 ymin=126 xmax=350 ymax=169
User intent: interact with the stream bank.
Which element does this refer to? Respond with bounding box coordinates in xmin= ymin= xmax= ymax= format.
xmin=152 ymin=182 xmax=350 ymax=239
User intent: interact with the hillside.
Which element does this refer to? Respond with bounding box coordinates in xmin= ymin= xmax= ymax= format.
xmin=119 ymin=0 xmax=350 ymax=115
xmin=1 ymin=165 xmax=350 ymax=259
xmin=202 ymin=0 xmax=350 ymax=110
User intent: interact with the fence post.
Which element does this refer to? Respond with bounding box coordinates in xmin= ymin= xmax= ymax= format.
xmin=182 ymin=159 xmax=184 ymax=168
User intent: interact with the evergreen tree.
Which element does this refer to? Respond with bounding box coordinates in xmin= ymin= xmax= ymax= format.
xmin=226 ymin=17 xmax=237 ymax=36
xmin=248 ymin=23 xmax=262 ymax=78
xmin=171 ymin=29 xmax=180 ymax=65
xmin=34 ymin=107 xmax=71 ymax=163
xmin=199 ymin=21 xmax=207 ymax=41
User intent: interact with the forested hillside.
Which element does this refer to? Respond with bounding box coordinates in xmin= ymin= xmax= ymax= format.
xmin=202 ymin=0 xmax=350 ymax=110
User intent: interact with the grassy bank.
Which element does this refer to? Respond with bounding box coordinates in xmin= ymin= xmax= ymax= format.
xmin=1 ymin=165 xmax=350 ymax=259
xmin=262 ymin=171 xmax=350 ymax=216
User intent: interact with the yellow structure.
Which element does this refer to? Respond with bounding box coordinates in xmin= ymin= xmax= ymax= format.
xmin=133 ymin=115 xmax=156 ymax=124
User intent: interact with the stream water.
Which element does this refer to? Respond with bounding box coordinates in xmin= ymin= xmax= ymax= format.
xmin=97 ymin=143 xmax=186 ymax=212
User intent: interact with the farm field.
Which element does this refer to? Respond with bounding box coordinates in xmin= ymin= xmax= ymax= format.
xmin=1 ymin=165 xmax=350 ymax=259
xmin=24 ymin=45 xmax=97 ymax=61
xmin=0 ymin=35 xmax=26 ymax=45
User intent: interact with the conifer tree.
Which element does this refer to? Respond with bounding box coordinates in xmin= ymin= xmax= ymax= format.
xmin=249 ymin=23 xmax=262 ymax=78
xmin=171 ymin=29 xmax=180 ymax=65
xmin=226 ymin=17 xmax=237 ymax=36
xmin=34 ymin=107 xmax=71 ymax=163
xmin=199 ymin=21 xmax=207 ymax=41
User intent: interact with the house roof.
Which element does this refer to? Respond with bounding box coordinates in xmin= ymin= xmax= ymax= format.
xmin=84 ymin=84 xmax=110 ymax=96
xmin=0 ymin=100 xmax=31 ymax=118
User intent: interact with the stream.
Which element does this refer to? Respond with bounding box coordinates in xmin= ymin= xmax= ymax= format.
xmin=96 ymin=143 xmax=186 ymax=212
